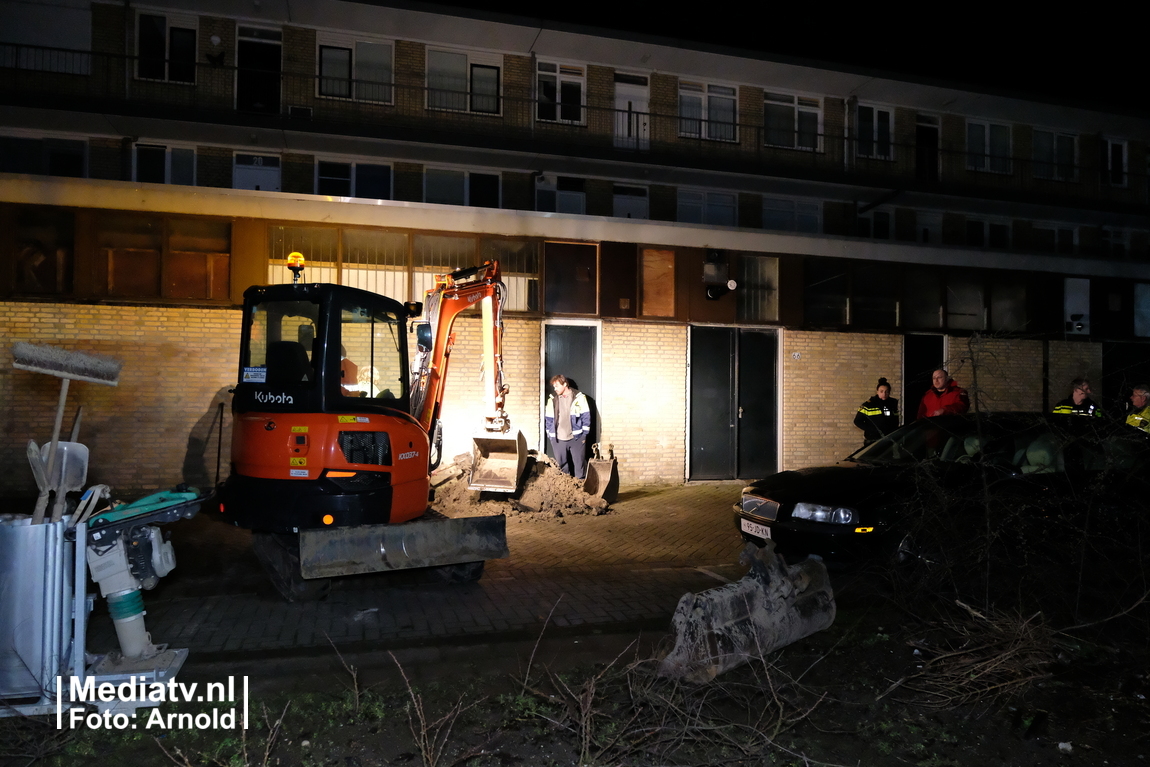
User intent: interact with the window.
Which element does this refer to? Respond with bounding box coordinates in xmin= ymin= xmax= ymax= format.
xmin=737 ymin=254 xmax=779 ymax=323
xmin=315 ymin=161 xmax=391 ymax=199
xmin=13 ymin=206 xmax=74 ymax=295
xmin=427 ymin=50 xmax=500 ymax=114
xmin=612 ymin=185 xmax=648 ymax=219
xmin=0 ymin=136 xmax=85 ymax=177
xmin=544 ymin=242 xmax=597 ymax=314
xmin=424 ymin=168 xmax=500 ymax=207
xmin=481 ymin=239 xmax=539 ymax=311
xmin=137 ymin=13 xmax=196 ymax=83
xmin=856 ymin=209 xmax=891 ymax=239
xmin=678 ymin=190 xmax=737 ymax=226
xmin=762 ymin=198 xmax=820 ymax=233
xmin=966 ymin=219 xmax=1010 ymax=249
xmin=537 ymin=62 xmax=584 ymax=124
xmin=916 ymin=211 xmax=943 ymax=245
xmin=947 ymin=275 xmax=986 ymax=330
xmin=1101 ymin=228 xmax=1128 ymax=259
xmin=99 ymin=213 xmax=230 ymax=301
xmin=857 ymin=105 xmax=892 ymax=159
xmin=763 ymin=92 xmax=820 ymax=150
xmin=1101 ymin=138 xmax=1127 ymax=186
xmin=536 ymin=176 xmax=585 ymax=214
xmin=135 ymin=144 xmax=195 ymax=185
xmin=1031 ymin=224 xmax=1076 ymax=254
xmin=1135 ymin=284 xmax=1150 ymax=337
xmin=1033 ymin=130 xmax=1076 ymax=181
xmin=317 ymin=38 xmax=393 ymax=102
xmin=678 ymin=81 xmax=737 ymax=142
xmin=967 ymin=120 xmax=1012 ymax=173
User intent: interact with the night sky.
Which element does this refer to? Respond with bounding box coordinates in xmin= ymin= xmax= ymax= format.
xmin=398 ymin=1 xmax=1142 ymax=117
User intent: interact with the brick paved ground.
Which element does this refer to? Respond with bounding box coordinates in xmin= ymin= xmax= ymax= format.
xmin=87 ymin=483 xmax=748 ymax=662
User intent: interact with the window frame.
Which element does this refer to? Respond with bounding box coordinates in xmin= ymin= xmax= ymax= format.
xmin=856 ymin=104 xmax=893 ymax=160
xmin=536 ymin=61 xmax=586 ymax=125
xmin=423 ymin=166 xmax=502 ymax=208
xmin=678 ymin=80 xmax=738 ymax=143
xmin=762 ymin=197 xmax=820 ymax=233
xmin=677 ymin=188 xmax=738 ymax=226
xmin=316 ymin=34 xmax=394 ymax=104
xmin=426 ymin=48 xmax=502 ymax=116
xmin=133 ymin=143 xmax=196 ymax=186
xmin=966 ymin=119 xmax=1013 ymax=174
xmin=1101 ymin=137 xmax=1128 ymax=187
xmin=762 ymin=91 xmax=822 ymax=151
xmin=1032 ymin=128 xmax=1077 ymax=182
xmin=135 ymin=11 xmax=197 ymax=84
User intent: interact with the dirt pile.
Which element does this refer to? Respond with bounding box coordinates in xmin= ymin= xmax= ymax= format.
xmin=430 ymin=451 xmax=610 ymax=521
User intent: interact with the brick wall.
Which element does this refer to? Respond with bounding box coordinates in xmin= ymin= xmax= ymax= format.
xmin=649 ymin=184 xmax=677 ymax=222
xmin=420 ymin=315 xmax=541 ymax=464
xmin=943 ymin=336 xmax=1043 ymax=413
xmin=585 ymin=179 xmax=613 ymax=217
xmin=601 ymin=320 xmax=686 ymax=484
xmin=282 ymin=152 xmax=315 ymax=194
xmin=196 ymin=146 xmax=233 ymax=188
xmin=283 ymin=26 xmax=316 ymax=113
xmin=88 ymin=138 xmax=125 ymax=181
xmin=393 ymin=162 xmax=423 ymax=202
xmin=0 ymin=301 xmax=240 ymax=499
xmin=395 ymin=41 xmax=425 ymax=117
xmin=501 ymin=171 xmax=534 ymax=211
xmin=502 ymin=54 xmax=533 ymax=129
xmin=738 ymin=192 xmax=763 ymax=229
xmin=198 ymin=17 xmax=235 ymax=110
xmin=1047 ymin=340 xmax=1103 ymax=410
xmin=586 ymin=65 xmax=614 ymax=138
xmin=780 ymin=330 xmax=902 ymax=469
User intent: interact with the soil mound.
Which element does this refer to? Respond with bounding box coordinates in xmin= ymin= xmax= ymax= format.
xmin=430 ymin=451 xmax=610 ymax=521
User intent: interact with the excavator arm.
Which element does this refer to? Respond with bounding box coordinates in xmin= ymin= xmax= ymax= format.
xmin=409 ymin=261 xmax=527 ymax=492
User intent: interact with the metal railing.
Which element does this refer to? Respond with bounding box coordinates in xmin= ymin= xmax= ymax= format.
xmin=1 ymin=43 xmax=1146 ymax=212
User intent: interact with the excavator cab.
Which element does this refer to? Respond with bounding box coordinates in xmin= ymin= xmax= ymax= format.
xmin=221 ymin=281 xmax=430 ymax=533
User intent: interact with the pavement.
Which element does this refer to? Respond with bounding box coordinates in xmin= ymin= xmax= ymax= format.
xmin=85 ymin=483 xmax=750 ymax=685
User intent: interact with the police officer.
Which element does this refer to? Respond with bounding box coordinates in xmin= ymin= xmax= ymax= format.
xmin=1051 ymin=378 xmax=1102 ymax=417
xmin=855 ymin=377 xmax=899 ymax=446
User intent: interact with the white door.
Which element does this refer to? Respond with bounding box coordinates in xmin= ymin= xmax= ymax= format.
xmin=614 ymin=79 xmax=649 ymax=150
xmin=233 ymin=154 xmax=281 ymax=191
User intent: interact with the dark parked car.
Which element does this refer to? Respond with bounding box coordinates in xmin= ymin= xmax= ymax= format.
xmin=734 ymin=413 xmax=1150 ymax=564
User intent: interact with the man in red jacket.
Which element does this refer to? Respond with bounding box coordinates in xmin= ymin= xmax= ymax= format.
xmin=917 ymin=368 xmax=971 ymax=419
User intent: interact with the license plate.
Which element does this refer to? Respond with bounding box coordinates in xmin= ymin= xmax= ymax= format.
xmin=740 ymin=518 xmax=771 ymax=539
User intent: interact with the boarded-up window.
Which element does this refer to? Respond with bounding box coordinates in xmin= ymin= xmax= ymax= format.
xmin=640 ymin=249 xmax=674 ymax=317
xmin=14 ymin=207 xmax=74 ymax=295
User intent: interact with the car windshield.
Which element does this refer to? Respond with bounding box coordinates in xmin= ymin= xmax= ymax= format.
xmin=852 ymin=415 xmax=1150 ymax=475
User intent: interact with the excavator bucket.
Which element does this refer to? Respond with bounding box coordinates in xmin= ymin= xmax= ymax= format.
xmin=469 ymin=430 xmax=528 ymax=492
xmin=582 ymin=443 xmax=619 ymax=503
xmin=657 ymin=542 xmax=836 ymax=684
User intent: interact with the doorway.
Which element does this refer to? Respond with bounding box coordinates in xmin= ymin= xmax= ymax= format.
xmin=916 ymin=117 xmax=939 ymax=183
xmin=614 ymin=74 xmax=649 ymax=151
xmin=688 ymin=327 xmax=777 ymax=480
xmin=543 ymin=323 xmax=599 ymax=457
xmin=237 ymin=27 xmax=282 ymax=113
xmin=904 ymin=334 xmax=945 ymax=418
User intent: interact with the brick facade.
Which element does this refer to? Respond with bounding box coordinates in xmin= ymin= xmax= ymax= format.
xmin=780 ymin=330 xmax=903 ymax=468
xmin=0 ymin=301 xmax=239 ymax=498
xmin=196 ymin=146 xmax=233 ymax=188
xmin=601 ymin=320 xmax=686 ymax=484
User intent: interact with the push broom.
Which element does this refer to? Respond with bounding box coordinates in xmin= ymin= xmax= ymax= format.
xmin=11 ymin=342 xmax=122 ymax=524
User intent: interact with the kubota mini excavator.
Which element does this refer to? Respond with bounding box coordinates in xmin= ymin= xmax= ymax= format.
xmin=217 ymin=258 xmax=526 ymax=600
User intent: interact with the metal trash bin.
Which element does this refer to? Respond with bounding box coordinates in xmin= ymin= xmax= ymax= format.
xmin=0 ymin=515 xmax=74 ymax=702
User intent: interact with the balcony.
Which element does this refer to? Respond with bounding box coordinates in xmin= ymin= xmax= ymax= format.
xmin=1 ymin=43 xmax=1146 ymax=214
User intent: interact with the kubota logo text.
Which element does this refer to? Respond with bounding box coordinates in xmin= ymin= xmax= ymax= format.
xmin=254 ymin=391 xmax=294 ymax=404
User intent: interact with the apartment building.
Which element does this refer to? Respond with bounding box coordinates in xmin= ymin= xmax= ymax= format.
xmin=1 ymin=0 xmax=1148 ymax=497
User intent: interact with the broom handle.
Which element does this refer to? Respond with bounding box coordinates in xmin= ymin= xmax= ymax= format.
xmin=32 ymin=378 xmax=70 ymax=525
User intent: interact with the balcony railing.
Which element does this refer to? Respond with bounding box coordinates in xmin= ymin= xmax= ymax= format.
xmin=1 ymin=43 xmax=1146 ymax=213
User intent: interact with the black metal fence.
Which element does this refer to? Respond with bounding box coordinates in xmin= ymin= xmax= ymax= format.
xmin=1 ymin=43 xmax=1146 ymax=212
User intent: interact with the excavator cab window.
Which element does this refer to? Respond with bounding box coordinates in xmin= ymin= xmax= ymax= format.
xmin=244 ymin=299 xmax=319 ymax=386
xmin=338 ymin=301 xmax=406 ymax=401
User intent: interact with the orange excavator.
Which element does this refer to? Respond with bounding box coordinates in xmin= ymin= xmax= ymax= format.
xmin=217 ymin=258 xmax=526 ymax=599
